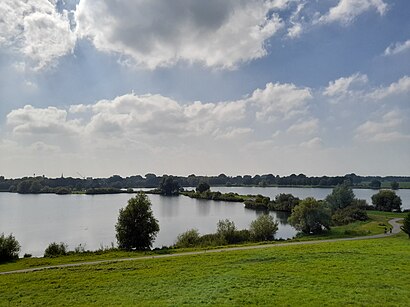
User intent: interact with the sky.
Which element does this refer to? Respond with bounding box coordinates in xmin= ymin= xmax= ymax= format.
xmin=0 ymin=0 xmax=409 ymax=178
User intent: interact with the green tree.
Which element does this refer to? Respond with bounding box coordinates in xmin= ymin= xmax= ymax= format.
xmin=159 ymin=176 xmax=180 ymax=196
xmin=116 ymin=193 xmax=160 ymax=250
xmin=216 ymin=219 xmax=236 ymax=243
xmin=325 ymin=183 xmax=355 ymax=211
xmin=400 ymin=212 xmax=410 ymax=238
xmin=270 ymin=193 xmax=300 ymax=212
xmin=0 ymin=233 xmax=20 ymax=263
xmin=30 ymin=181 xmax=42 ymax=193
xmin=391 ymin=181 xmax=399 ymax=190
xmin=196 ymin=181 xmax=210 ymax=193
xmin=371 ymin=190 xmax=402 ymax=212
xmin=17 ymin=180 xmax=32 ymax=194
xmin=289 ymin=197 xmax=331 ymax=234
xmin=249 ymin=214 xmax=278 ymax=241
xmin=369 ymin=180 xmax=381 ymax=189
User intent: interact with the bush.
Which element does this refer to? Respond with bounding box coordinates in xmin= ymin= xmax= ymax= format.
xmin=332 ymin=205 xmax=368 ymax=225
xmin=0 ymin=233 xmax=20 ymax=263
xmin=289 ymin=197 xmax=331 ymax=234
xmin=216 ymin=219 xmax=237 ymax=244
xmin=198 ymin=233 xmax=225 ymax=247
xmin=44 ymin=242 xmax=68 ymax=257
xmin=229 ymin=229 xmax=251 ymax=243
xmin=249 ymin=214 xmax=278 ymax=242
xmin=175 ymin=229 xmax=201 ymax=248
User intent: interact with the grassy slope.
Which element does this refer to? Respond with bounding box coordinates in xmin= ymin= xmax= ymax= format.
xmin=0 ymin=211 xmax=405 ymax=273
xmin=1 ymin=234 xmax=409 ymax=306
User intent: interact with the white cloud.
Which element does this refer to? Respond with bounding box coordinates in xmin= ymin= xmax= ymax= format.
xmin=384 ymin=39 xmax=410 ymax=56
xmin=4 ymin=81 xmax=315 ymax=153
xmin=300 ymin=137 xmax=322 ymax=149
xmin=75 ymin=0 xmax=284 ymax=69
xmin=214 ymin=127 xmax=253 ymax=140
xmin=250 ymin=82 xmax=312 ymax=122
xmin=287 ymin=23 xmax=303 ymax=38
xmin=287 ymin=118 xmax=319 ymax=134
xmin=355 ymin=110 xmax=409 ymax=142
xmin=367 ymin=76 xmax=410 ymax=101
xmin=324 ymin=73 xmax=368 ymax=97
xmin=6 ymin=105 xmax=80 ymax=135
xmin=0 ymin=0 xmax=76 ymax=70
xmin=287 ymin=2 xmax=305 ymax=38
xmin=318 ymin=0 xmax=387 ymax=25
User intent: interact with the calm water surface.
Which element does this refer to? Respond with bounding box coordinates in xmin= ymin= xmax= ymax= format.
xmin=0 ymin=192 xmax=295 ymax=257
xmin=1 ymin=187 xmax=408 ymax=257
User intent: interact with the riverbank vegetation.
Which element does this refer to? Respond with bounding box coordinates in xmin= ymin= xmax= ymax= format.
xmin=1 ymin=234 xmax=410 ymax=306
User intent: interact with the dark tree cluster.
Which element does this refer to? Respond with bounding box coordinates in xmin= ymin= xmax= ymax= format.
xmin=1 ymin=173 xmax=408 ymax=194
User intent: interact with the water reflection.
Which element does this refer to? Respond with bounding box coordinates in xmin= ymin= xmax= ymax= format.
xmin=194 ymin=199 xmax=211 ymax=216
xmin=274 ymin=211 xmax=290 ymax=225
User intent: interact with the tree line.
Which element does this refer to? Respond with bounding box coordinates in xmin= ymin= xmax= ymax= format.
xmin=0 ymin=173 xmax=408 ymax=194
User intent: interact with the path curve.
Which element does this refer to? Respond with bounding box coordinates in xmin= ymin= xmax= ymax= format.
xmin=0 ymin=218 xmax=403 ymax=276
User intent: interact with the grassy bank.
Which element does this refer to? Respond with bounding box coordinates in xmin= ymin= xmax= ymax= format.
xmin=1 ymin=234 xmax=409 ymax=306
xmin=0 ymin=211 xmax=404 ymax=273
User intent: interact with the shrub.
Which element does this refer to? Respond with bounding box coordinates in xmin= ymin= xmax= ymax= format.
xmin=401 ymin=212 xmax=410 ymax=238
xmin=249 ymin=214 xmax=278 ymax=242
xmin=198 ymin=233 xmax=225 ymax=247
xmin=175 ymin=229 xmax=201 ymax=248
xmin=216 ymin=219 xmax=237 ymax=244
xmin=44 ymin=242 xmax=68 ymax=257
xmin=229 ymin=229 xmax=251 ymax=243
xmin=289 ymin=197 xmax=331 ymax=234
xmin=332 ymin=205 xmax=368 ymax=225
xmin=0 ymin=233 xmax=20 ymax=263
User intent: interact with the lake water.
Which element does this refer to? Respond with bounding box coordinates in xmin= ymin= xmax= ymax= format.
xmin=0 ymin=192 xmax=295 ymax=257
xmin=1 ymin=187 xmax=408 ymax=257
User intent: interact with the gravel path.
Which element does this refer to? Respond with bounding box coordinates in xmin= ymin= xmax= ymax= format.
xmin=0 ymin=218 xmax=403 ymax=276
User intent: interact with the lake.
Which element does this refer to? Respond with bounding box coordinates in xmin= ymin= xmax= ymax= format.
xmin=1 ymin=187 xmax=408 ymax=257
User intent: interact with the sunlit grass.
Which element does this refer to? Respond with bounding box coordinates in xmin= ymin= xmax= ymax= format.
xmin=1 ymin=235 xmax=409 ymax=306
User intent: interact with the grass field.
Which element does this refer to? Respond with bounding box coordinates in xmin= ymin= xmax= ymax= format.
xmin=1 ymin=233 xmax=409 ymax=306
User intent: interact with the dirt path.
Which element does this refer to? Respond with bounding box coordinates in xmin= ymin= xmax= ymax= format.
xmin=0 ymin=218 xmax=403 ymax=276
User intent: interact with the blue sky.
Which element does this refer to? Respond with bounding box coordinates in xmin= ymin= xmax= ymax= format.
xmin=0 ymin=0 xmax=409 ymax=178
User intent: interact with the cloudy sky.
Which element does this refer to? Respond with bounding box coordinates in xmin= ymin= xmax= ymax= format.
xmin=0 ymin=0 xmax=409 ymax=178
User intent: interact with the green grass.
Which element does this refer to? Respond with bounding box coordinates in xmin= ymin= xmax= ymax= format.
xmin=0 ymin=211 xmax=404 ymax=274
xmin=1 ymin=235 xmax=409 ymax=306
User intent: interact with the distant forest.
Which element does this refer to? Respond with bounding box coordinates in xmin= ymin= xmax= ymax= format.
xmin=1 ymin=173 xmax=409 ymax=194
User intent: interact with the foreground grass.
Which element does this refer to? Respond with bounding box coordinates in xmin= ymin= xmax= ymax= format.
xmin=1 ymin=234 xmax=409 ymax=306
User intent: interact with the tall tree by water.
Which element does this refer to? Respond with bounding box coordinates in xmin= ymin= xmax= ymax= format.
xmin=116 ymin=193 xmax=160 ymax=250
